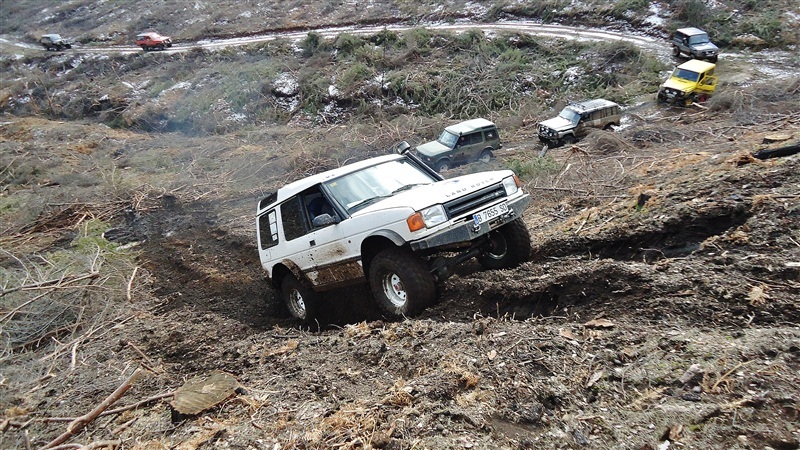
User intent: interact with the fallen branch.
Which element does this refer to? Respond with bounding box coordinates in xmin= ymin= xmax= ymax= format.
xmin=0 ymin=272 xmax=100 ymax=299
xmin=752 ymin=143 xmax=800 ymax=160
xmin=43 ymin=392 xmax=174 ymax=423
xmin=126 ymin=267 xmax=139 ymax=303
xmin=42 ymin=369 xmax=143 ymax=449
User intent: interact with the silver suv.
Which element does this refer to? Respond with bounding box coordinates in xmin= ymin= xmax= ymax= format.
xmin=537 ymin=99 xmax=621 ymax=147
xmin=415 ymin=118 xmax=501 ymax=172
xmin=40 ymin=34 xmax=73 ymax=51
xmin=671 ymin=27 xmax=718 ymax=62
xmin=256 ymin=145 xmax=531 ymax=321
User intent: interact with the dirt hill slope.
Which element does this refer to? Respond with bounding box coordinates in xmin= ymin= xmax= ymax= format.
xmin=1 ymin=2 xmax=800 ymax=449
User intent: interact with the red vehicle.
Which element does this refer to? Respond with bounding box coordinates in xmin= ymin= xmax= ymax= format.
xmin=135 ymin=32 xmax=172 ymax=51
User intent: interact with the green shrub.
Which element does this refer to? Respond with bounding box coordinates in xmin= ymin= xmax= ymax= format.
xmin=335 ymin=33 xmax=366 ymax=57
xmin=506 ymin=155 xmax=560 ymax=180
xmin=301 ymin=31 xmax=330 ymax=57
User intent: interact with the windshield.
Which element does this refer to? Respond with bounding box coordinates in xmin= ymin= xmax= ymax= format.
xmin=437 ymin=130 xmax=458 ymax=148
xmin=688 ymin=34 xmax=709 ymax=45
xmin=323 ymin=159 xmax=436 ymax=213
xmin=558 ymin=108 xmax=580 ymax=125
xmin=673 ymin=68 xmax=700 ymax=82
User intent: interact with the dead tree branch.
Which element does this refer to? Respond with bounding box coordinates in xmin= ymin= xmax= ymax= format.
xmin=41 ymin=368 xmax=143 ymax=449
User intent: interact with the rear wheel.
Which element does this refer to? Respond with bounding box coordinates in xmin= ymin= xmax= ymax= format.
xmin=369 ymin=248 xmax=436 ymax=319
xmin=281 ymin=274 xmax=318 ymax=322
xmin=434 ymin=159 xmax=451 ymax=172
xmin=477 ymin=219 xmax=532 ymax=270
xmin=478 ymin=150 xmax=493 ymax=163
xmin=672 ymin=46 xmax=681 ymax=57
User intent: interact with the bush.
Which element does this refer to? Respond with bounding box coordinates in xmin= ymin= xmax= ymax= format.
xmin=506 ymin=155 xmax=560 ymax=180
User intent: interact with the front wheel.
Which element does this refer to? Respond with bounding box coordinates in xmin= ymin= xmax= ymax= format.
xmin=369 ymin=248 xmax=436 ymax=319
xmin=434 ymin=159 xmax=451 ymax=172
xmin=477 ymin=218 xmax=532 ymax=270
xmin=562 ymin=134 xmax=576 ymax=145
xmin=281 ymin=275 xmax=319 ymax=322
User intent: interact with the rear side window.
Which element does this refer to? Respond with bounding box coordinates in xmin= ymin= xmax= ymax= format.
xmin=280 ymin=196 xmax=306 ymax=241
xmin=484 ymin=129 xmax=497 ymax=141
xmin=258 ymin=210 xmax=279 ymax=249
xmin=464 ymin=132 xmax=483 ymax=145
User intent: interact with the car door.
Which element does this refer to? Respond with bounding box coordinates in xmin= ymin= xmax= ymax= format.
xmin=282 ymin=188 xmax=362 ymax=289
xmin=455 ymin=132 xmax=481 ymax=164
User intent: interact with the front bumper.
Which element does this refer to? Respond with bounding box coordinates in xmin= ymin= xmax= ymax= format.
xmin=410 ymin=194 xmax=530 ymax=250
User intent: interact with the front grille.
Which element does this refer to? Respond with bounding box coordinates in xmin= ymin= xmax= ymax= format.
xmin=443 ymin=184 xmax=506 ymax=218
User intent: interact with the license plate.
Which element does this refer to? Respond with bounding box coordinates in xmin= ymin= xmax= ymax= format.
xmin=473 ymin=202 xmax=509 ymax=225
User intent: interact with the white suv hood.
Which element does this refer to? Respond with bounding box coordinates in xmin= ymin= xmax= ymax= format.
xmin=353 ymin=170 xmax=511 ymax=216
xmin=539 ymin=116 xmax=574 ymax=132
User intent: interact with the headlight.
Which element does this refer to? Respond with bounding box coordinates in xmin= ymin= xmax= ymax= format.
xmin=502 ymin=176 xmax=520 ymax=196
xmin=407 ymin=205 xmax=447 ymax=232
xmin=421 ymin=204 xmax=447 ymax=228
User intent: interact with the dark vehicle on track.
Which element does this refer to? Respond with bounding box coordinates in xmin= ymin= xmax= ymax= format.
xmin=40 ymin=34 xmax=72 ymax=51
xmin=671 ymin=27 xmax=719 ymax=62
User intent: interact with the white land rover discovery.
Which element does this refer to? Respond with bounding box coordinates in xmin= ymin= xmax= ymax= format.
xmin=256 ymin=144 xmax=532 ymax=321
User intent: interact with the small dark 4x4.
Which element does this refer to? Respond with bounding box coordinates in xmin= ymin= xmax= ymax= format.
xmin=40 ymin=34 xmax=72 ymax=51
xmin=415 ymin=118 xmax=501 ymax=172
xmin=672 ymin=27 xmax=718 ymax=62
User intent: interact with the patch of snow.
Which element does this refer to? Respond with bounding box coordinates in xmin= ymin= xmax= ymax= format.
xmin=273 ymin=73 xmax=299 ymax=96
xmin=644 ymin=3 xmax=666 ymax=27
xmin=239 ymin=11 xmax=252 ymax=18
xmin=784 ymin=11 xmax=800 ymax=24
xmin=328 ymin=84 xmax=340 ymax=98
xmin=463 ymin=2 xmax=489 ymax=16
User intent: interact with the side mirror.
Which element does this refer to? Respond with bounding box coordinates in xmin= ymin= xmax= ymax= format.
xmin=312 ymin=213 xmax=339 ymax=227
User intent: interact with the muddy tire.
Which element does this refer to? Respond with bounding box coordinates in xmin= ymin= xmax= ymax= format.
xmin=281 ymin=274 xmax=318 ymax=322
xmin=562 ymin=134 xmax=576 ymax=145
xmin=478 ymin=218 xmax=532 ymax=270
xmin=157 ymin=44 xmax=165 ymax=51
xmin=434 ymin=159 xmax=451 ymax=172
xmin=478 ymin=150 xmax=493 ymax=163
xmin=369 ymin=248 xmax=436 ymax=319
xmin=672 ymin=46 xmax=681 ymax=57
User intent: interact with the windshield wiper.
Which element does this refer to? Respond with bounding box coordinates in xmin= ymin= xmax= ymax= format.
xmin=348 ymin=195 xmax=388 ymax=211
xmin=391 ymin=183 xmax=429 ymax=195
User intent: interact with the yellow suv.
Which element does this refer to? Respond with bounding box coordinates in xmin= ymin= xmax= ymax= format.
xmin=657 ymin=59 xmax=718 ymax=106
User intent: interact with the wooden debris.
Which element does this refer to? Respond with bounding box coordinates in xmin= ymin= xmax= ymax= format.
xmin=42 ymin=368 xmax=142 ymax=449
xmin=170 ymin=372 xmax=242 ymax=415
xmin=584 ymin=318 xmax=615 ymax=329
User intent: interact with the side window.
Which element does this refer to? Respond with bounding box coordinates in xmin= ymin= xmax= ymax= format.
xmin=465 ymin=132 xmax=482 ymax=145
xmin=484 ymin=129 xmax=497 ymax=141
xmin=258 ymin=210 xmax=279 ymax=249
xmin=280 ymin=196 xmax=306 ymax=241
